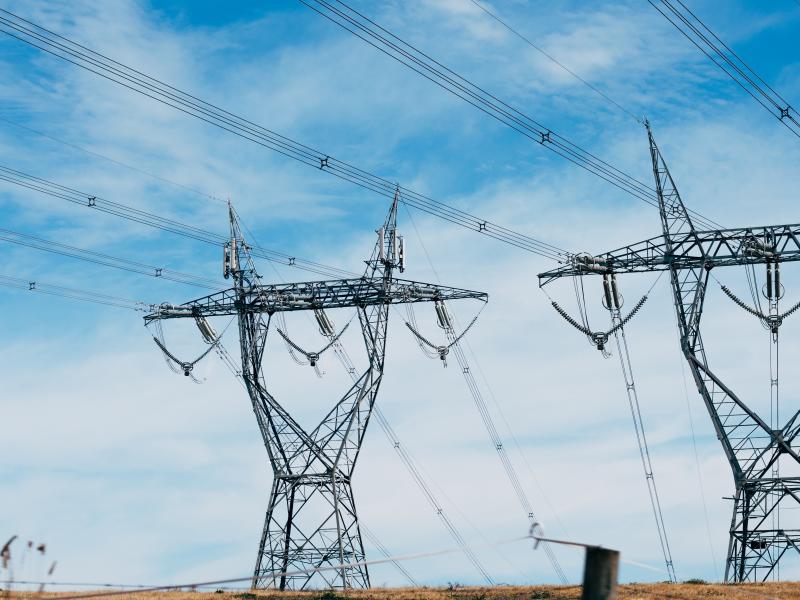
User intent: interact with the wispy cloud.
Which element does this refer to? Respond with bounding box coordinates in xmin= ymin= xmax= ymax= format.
xmin=2 ymin=0 xmax=800 ymax=588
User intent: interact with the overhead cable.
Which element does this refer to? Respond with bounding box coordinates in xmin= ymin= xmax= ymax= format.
xmin=0 ymin=227 xmax=223 ymax=290
xmin=0 ymin=164 xmax=356 ymax=279
xmin=299 ymin=0 xmax=721 ymax=231
xmin=398 ymin=206 xmax=568 ymax=583
xmin=0 ymin=274 xmax=155 ymax=312
xmin=649 ymin=0 xmax=800 ymax=139
xmin=444 ymin=325 xmax=568 ymax=583
xmin=0 ymin=115 xmax=225 ymax=203
xmin=0 ymin=7 xmax=571 ymax=262
xmin=327 ymin=337 xmax=496 ymax=584
xmin=609 ymin=309 xmax=677 ymax=582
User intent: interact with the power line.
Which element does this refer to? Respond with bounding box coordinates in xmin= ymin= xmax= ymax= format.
xmin=0 ymin=8 xmax=572 ymax=263
xmin=0 ymin=164 xmax=357 ymax=279
xmin=0 ymin=274 xmax=155 ymax=312
xmin=326 ymin=334 xmax=496 ymax=584
xmin=609 ymin=310 xmax=676 ymax=582
xmin=0 ymin=115 xmax=225 ymax=204
xmin=399 ymin=205 xmax=568 ymax=583
xmin=359 ymin=524 xmax=419 ymax=587
xmin=299 ymin=0 xmax=721 ymax=231
xmin=649 ymin=0 xmax=800 ymax=139
xmin=466 ymin=0 xmax=643 ymax=124
xmin=0 ymin=227 xmax=223 ymax=290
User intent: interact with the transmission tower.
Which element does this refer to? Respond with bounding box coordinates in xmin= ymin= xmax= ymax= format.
xmin=539 ymin=123 xmax=800 ymax=582
xmin=145 ymin=197 xmax=487 ymax=590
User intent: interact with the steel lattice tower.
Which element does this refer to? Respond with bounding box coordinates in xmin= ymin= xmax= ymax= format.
xmin=145 ymin=197 xmax=487 ymax=589
xmin=539 ymin=124 xmax=800 ymax=582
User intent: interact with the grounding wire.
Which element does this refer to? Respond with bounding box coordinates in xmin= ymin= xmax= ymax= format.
xmin=299 ymin=0 xmax=721 ymax=232
xmin=466 ymin=0 xmax=643 ymax=125
xmin=401 ymin=412 xmax=529 ymax=580
xmin=648 ymin=0 xmax=800 ymax=139
xmin=0 ymin=8 xmax=571 ymax=262
xmin=444 ymin=334 xmax=568 ymax=584
xmin=359 ymin=523 xmax=419 ymax=587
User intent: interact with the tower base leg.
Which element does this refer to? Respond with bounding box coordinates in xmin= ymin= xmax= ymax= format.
xmin=252 ymin=474 xmax=370 ymax=590
xmin=726 ymin=478 xmax=800 ymax=582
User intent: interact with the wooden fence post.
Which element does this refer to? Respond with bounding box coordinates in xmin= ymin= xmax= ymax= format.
xmin=581 ymin=546 xmax=619 ymax=600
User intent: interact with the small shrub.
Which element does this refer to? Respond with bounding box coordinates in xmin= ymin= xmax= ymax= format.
xmin=236 ymin=593 xmax=258 ymax=600
xmin=684 ymin=578 xmax=707 ymax=585
xmin=530 ymin=591 xmax=552 ymax=599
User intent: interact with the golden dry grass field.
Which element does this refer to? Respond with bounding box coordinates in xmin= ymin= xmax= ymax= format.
xmin=8 ymin=584 xmax=800 ymax=600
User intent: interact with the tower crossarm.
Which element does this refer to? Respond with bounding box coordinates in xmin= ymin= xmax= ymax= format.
xmin=538 ymin=223 xmax=800 ymax=286
xmin=144 ymin=277 xmax=487 ymax=322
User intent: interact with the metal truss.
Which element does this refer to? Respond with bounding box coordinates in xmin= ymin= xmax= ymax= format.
xmin=146 ymin=197 xmax=487 ymax=590
xmin=145 ymin=278 xmax=484 ymax=321
xmin=539 ymin=123 xmax=800 ymax=582
xmin=538 ymin=225 xmax=800 ymax=286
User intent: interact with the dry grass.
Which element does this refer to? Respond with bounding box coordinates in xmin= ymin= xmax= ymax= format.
xmin=6 ymin=583 xmax=800 ymax=600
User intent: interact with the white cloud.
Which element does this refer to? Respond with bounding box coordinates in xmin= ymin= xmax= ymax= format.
xmin=3 ymin=0 xmax=800 ymax=589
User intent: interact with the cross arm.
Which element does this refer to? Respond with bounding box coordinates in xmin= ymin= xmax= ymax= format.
xmin=144 ymin=277 xmax=487 ymax=322
xmin=538 ymin=223 xmax=800 ymax=285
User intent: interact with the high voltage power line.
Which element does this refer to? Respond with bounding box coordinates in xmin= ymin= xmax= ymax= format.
xmin=298 ymin=0 xmax=721 ymax=231
xmin=0 ymin=165 xmax=356 ymax=279
xmin=0 ymin=115 xmax=226 ymax=204
xmin=323 ymin=340 xmax=497 ymax=584
xmin=0 ymin=7 xmax=570 ymax=263
xmin=649 ymin=0 xmax=800 ymax=139
xmin=0 ymin=227 xmax=223 ymax=290
xmin=0 ymin=274 xmax=155 ymax=312
xmin=399 ymin=205 xmax=569 ymax=583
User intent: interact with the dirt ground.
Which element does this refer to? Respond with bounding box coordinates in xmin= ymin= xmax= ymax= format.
xmin=6 ymin=583 xmax=800 ymax=600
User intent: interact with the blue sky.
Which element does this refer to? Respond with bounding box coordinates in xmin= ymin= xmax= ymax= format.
xmin=2 ymin=0 xmax=800 ymax=589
